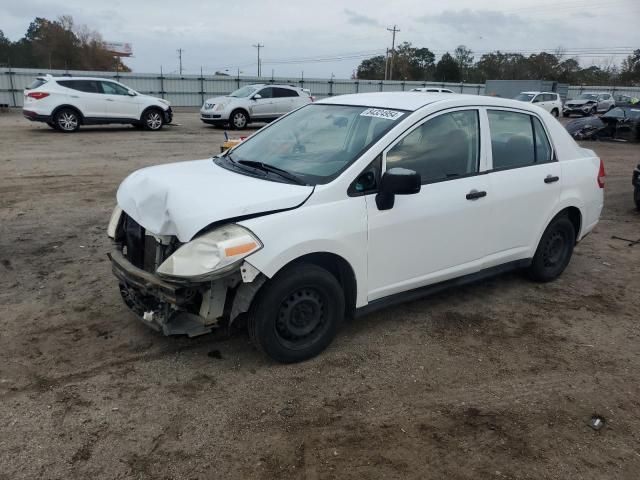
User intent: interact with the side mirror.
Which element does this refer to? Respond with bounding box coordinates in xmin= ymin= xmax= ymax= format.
xmin=375 ymin=168 xmax=421 ymax=210
xmin=127 ymin=90 xmax=137 ymax=96
xmin=252 ymin=94 xmax=262 ymax=100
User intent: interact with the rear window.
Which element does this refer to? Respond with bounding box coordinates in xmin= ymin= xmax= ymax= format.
xmin=57 ymin=80 xmax=101 ymax=93
xmin=26 ymin=78 xmax=47 ymax=90
xmin=273 ymin=87 xmax=299 ymax=98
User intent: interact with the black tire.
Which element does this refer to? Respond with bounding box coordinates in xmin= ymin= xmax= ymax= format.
xmin=53 ymin=108 xmax=80 ymax=132
xmin=142 ymin=109 xmax=164 ymax=131
xmin=248 ymin=263 xmax=345 ymax=363
xmin=591 ymin=106 xmax=598 ymax=116
xmin=562 ymin=112 xmax=569 ymax=118
xmin=634 ymin=185 xmax=640 ymax=211
xmin=229 ymin=109 xmax=249 ymax=130
xmin=551 ymin=108 xmax=559 ymax=118
xmin=46 ymin=121 xmax=58 ymax=130
xmin=528 ymin=215 xmax=576 ymax=282
xmin=132 ymin=123 xmax=144 ymax=129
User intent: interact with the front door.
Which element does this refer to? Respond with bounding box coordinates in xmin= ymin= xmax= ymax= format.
xmin=99 ymin=81 xmax=141 ymax=119
xmin=365 ymin=108 xmax=492 ymax=301
xmin=249 ymin=87 xmax=277 ymax=119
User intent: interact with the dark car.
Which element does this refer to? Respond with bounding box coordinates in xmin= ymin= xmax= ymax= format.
xmin=633 ymin=163 xmax=640 ymax=210
xmin=565 ymin=104 xmax=640 ymax=142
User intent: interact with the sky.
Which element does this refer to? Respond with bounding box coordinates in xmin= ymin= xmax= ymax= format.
xmin=2 ymin=0 xmax=639 ymax=78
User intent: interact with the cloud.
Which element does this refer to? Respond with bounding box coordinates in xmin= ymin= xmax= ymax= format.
xmin=344 ymin=8 xmax=381 ymax=27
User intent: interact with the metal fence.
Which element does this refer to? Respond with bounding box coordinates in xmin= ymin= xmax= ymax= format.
xmin=1 ymin=67 xmax=639 ymax=108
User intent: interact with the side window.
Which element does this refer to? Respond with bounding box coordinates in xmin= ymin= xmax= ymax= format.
xmin=386 ymin=110 xmax=480 ymax=184
xmin=488 ymin=110 xmax=553 ymax=169
xmin=274 ymin=87 xmax=298 ymax=98
xmin=101 ymin=81 xmax=129 ymax=95
xmin=532 ymin=95 xmax=542 ymax=103
xmin=257 ymin=87 xmax=273 ymax=99
xmin=77 ymin=80 xmax=100 ymax=93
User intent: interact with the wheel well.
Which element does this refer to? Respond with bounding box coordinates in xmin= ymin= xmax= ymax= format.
xmin=52 ymin=105 xmax=84 ymax=124
xmin=559 ymin=207 xmax=582 ymax=242
xmin=287 ymin=253 xmax=357 ymax=319
xmin=140 ymin=106 xmax=164 ymax=121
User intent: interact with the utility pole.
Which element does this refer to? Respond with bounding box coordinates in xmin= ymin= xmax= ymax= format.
xmin=386 ymin=25 xmax=400 ymax=80
xmin=253 ymin=43 xmax=264 ymax=77
xmin=177 ymin=48 xmax=184 ymax=75
xmin=384 ymin=48 xmax=389 ymax=80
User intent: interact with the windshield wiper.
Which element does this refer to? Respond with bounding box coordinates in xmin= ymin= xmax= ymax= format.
xmin=237 ymin=160 xmax=307 ymax=185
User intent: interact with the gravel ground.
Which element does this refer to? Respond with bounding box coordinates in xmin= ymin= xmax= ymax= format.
xmin=0 ymin=108 xmax=639 ymax=480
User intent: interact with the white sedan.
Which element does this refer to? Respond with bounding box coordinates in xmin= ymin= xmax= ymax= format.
xmin=109 ymin=92 xmax=604 ymax=362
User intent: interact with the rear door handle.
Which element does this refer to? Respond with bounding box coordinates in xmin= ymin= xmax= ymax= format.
xmin=544 ymin=175 xmax=559 ymax=184
xmin=466 ymin=190 xmax=487 ymax=200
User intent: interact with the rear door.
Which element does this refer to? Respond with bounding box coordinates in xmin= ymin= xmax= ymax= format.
xmin=272 ymin=87 xmax=299 ymax=115
xmin=484 ymin=109 xmax=561 ymax=266
xmin=99 ymin=81 xmax=141 ymax=119
xmin=56 ymin=80 xmax=105 ymax=118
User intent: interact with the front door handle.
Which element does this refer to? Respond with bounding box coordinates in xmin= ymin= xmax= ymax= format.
xmin=105 ymin=98 xmax=114 ymax=102
xmin=466 ymin=190 xmax=487 ymax=200
xmin=544 ymin=175 xmax=559 ymax=184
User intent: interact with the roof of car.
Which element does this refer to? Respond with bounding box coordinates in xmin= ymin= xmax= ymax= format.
xmin=317 ymin=92 xmax=546 ymax=112
xmin=248 ymin=83 xmax=300 ymax=89
xmin=44 ymin=76 xmax=119 ymax=82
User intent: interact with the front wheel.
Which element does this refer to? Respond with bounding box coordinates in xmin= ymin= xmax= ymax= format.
xmin=248 ymin=264 xmax=345 ymax=363
xmin=142 ymin=109 xmax=164 ymax=130
xmin=528 ymin=215 xmax=576 ymax=282
xmin=54 ymin=108 xmax=80 ymax=132
xmin=230 ymin=109 xmax=249 ymax=130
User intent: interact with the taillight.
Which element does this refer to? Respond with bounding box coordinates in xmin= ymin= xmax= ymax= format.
xmin=27 ymin=92 xmax=49 ymax=100
xmin=597 ymin=158 xmax=605 ymax=188
xmin=310 ymin=96 xmax=315 ymax=102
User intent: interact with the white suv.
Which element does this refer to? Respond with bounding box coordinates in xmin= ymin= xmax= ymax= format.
xmin=23 ymin=75 xmax=172 ymax=132
xmin=108 ymin=92 xmax=604 ymax=363
xmin=411 ymin=87 xmax=455 ymax=93
xmin=514 ymin=91 xmax=563 ymax=117
xmin=200 ymin=84 xmax=313 ymax=129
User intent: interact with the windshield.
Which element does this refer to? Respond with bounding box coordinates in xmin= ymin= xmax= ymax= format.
xmin=514 ymin=93 xmax=535 ymax=101
xmin=578 ymin=93 xmax=598 ymax=100
xmin=228 ymin=86 xmax=258 ymax=98
xmin=26 ymin=78 xmax=47 ymax=90
xmin=222 ymin=104 xmax=406 ymax=185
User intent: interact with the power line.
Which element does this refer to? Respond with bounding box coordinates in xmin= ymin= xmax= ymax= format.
xmin=252 ymin=43 xmax=264 ymax=77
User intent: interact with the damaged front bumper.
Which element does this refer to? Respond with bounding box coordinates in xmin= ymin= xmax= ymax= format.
xmin=109 ymin=248 xmax=263 ymax=337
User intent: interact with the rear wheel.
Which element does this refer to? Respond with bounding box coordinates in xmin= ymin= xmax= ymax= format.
xmin=142 ymin=109 xmax=164 ymax=130
xmin=551 ymin=108 xmax=559 ymax=118
xmin=634 ymin=185 xmax=640 ymax=211
xmin=562 ymin=112 xmax=569 ymax=118
xmin=248 ymin=263 xmax=344 ymax=363
xmin=54 ymin=108 xmax=80 ymax=132
xmin=528 ymin=215 xmax=576 ymax=282
xmin=46 ymin=121 xmax=57 ymax=130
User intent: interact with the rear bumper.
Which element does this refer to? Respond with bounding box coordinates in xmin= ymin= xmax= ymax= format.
xmin=563 ymin=106 xmax=594 ymax=115
xmin=23 ymin=110 xmax=51 ymax=122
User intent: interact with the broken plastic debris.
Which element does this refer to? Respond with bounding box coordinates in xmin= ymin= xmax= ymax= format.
xmin=589 ymin=415 xmax=606 ymax=431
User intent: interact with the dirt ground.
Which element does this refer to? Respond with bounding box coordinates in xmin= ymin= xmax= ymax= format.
xmin=1 ymin=108 xmax=639 ymax=480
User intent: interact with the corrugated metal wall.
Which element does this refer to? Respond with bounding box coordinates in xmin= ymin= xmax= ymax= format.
xmin=2 ymin=67 xmax=639 ymax=108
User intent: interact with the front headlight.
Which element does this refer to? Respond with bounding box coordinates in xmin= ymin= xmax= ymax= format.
xmin=156 ymin=224 xmax=262 ymax=280
xmin=214 ymin=103 xmax=225 ymax=111
xmin=107 ymin=205 xmax=123 ymax=239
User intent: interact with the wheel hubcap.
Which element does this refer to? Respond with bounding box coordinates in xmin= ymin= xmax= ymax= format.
xmin=275 ymin=288 xmax=325 ymax=347
xmin=542 ymin=231 xmax=566 ymax=267
xmin=58 ymin=112 xmax=78 ymax=130
xmin=147 ymin=112 xmax=162 ymax=129
xmin=233 ymin=113 xmax=246 ymax=128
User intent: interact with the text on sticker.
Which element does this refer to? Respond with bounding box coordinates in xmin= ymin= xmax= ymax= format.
xmin=360 ymin=108 xmax=404 ymax=120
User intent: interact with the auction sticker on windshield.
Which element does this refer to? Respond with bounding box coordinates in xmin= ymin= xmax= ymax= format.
xmin=360 ymin=108 xmax=405 ymax=120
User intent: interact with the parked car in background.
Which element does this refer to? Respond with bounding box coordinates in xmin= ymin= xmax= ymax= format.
xmin=563 ymin=92 xmax=615 ymax=117
xmin=200 ymin=84 xmax=313 ymax=129
xmin=108 ymin=92 xmax=604 ymax=363
xmin=633 ymin=163 xmax=640 ymax=210
xmin=514 ymin=91 xmax=562 ymax=117
xmin=22 ymin=75 xmax=172 ymax=132
xmin=411 ymin=87 xmax=455 ymax=93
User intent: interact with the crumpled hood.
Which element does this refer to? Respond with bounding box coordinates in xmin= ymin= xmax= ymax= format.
xmin=117 ymin=159 xmax=313 ymax=241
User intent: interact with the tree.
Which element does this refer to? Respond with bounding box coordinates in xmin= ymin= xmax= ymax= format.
xmin=453 ymin=45 xmax=473 ymax=80
xmin=357 ymin=55 xmax=386 ymax=80
xmin=435 ymin=53 xmax=461 ymax=82
xmin=620 ymin=49 xmax=640 ymax=84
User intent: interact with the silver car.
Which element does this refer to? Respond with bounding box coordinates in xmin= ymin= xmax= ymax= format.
xmin=563 ymin=92 xmax=615 ymax=117
xmin=200 ymin=84 xmax=313 ymax=129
